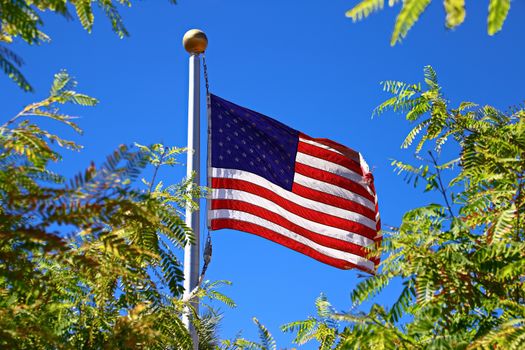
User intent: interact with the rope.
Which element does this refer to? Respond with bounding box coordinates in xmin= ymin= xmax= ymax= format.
xmin=202 ymin=53 xmax=210 ymax=96
xmin=201 ymin=52 xmax=212 ymax=278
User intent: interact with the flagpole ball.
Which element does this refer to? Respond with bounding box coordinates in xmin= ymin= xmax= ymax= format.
xmin=183 ymin=29 xmax=208 ymax=54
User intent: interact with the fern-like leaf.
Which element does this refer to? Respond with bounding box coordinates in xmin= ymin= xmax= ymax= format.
xmin=444 ymin=0 xmax=466 ymax=28
xmin=391 ymin=0 xmax=432 ymax=45
xmin=488 ymin=0 xmax=511 ymax=35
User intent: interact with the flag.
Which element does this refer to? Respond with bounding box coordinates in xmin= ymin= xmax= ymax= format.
xmin=207 ymin=94 xmax=381 ymax=273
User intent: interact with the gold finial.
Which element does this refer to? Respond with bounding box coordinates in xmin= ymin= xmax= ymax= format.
xmin=183 ymin=29 xmax=208 ymax=54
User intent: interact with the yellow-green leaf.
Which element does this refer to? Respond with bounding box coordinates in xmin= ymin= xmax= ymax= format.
xmin=444 ymin=0 xmax=466 ymax=28
xmin=391 ymin=0 xmax=431 ymax=45
xmin=488 ymin=0 xmax=511 ymax=35
xmin=346 ymin=0 xmax=385 ymax=21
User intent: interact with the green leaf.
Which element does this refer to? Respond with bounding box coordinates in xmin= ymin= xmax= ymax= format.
xmin=391 ymin=0 xmax=431 ymax=45
xmin=345 ymin=0 xmax=385 ymax=21
xmin=444 ymin=0 xmax=466 ymax=28
xmin=73 ymin=0 xmax=95 ymax=32
xmin=0 ymin=47 xmax=32 ymax=91
xmin=488 ymin=0 xmax=511 ymax=35
xmin=253 ymin=318 xmax=276 ymax=350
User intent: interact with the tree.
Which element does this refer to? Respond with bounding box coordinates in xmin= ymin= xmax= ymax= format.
xmin=0 ymin=0 xmax=175 ymax=91
xmin=282 ymin=294 xmax=339 ymax=349
xmin=0 ymin=71 xmax=232 ymax=349
xmin=286 ymin=66 xmax=525 ymax=349
xmin=346 ymin=0 xmax=512 ymax=45
xmin=219 ymin=317 xmax=278 ymax=350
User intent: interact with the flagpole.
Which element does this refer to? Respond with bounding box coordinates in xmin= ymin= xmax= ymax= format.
xmin=182 ymin=29 xmax=208 ymax=348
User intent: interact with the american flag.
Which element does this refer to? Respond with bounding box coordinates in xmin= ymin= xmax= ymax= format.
xmin=207 ymin=94 xmax=381 ymax=273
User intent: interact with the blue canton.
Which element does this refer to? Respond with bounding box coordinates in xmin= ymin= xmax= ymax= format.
xmin=210 ymin=94 xmax=299 ymax=191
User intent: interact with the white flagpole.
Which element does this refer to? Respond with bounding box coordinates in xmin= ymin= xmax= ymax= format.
xmin=182 ymin=29 xmax=208 ymax=349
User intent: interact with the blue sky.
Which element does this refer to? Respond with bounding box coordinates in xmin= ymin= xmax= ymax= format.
xmin=2 ymin=0 xmax=525 ymax=348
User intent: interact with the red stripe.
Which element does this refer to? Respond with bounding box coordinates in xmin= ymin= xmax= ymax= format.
xmin=212 ymin=199 xmax=371 ymax=257
xmin=297 ymin=141 xmax=363 ymax=176
xmin=299 ymin=133 xmax=360 ymax=162
xmin=212 ymin=177 xmax=378 ymax=240
xmin=211 ymin=219 xmax=375 ymax=272
xmin=292 ymin=182 xmax=376 ymax=221
xmin=294 ymin=163 xmax=375 ymax=203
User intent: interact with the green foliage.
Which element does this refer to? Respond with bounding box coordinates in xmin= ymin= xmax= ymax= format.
xmin=346 ymin=0 xmax=513 ymax=45
xmin=0 ymin=0 xmax=175 ymax=91
xmin=488 ymin=0 xmax=511 ymax=35
xmin=219 ymin=317 xmax=278 ymax=350
xmin=444 ymin=0 xmax=465 ymax=28
xmin=0 ymin=71 xmax=230 ymax=349
xmin=282 ymin=294 xmax=339 ymax=349
xmin=285 ymin=66 xmax=525 ymax=349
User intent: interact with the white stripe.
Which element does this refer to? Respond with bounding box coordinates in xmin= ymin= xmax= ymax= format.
xmin=299 ymin=137 xmax=359 ymax=161
xmin=294 ymin=173 xmax=376 ymax=211
xmin=296 ymin=152 xmax=366 ymax=189
xmin=212 ymin=187 xmax=374 ymax=247
xmin=212 ymin=167 xmax=377 ymax=230
xmin=359 ymin=152 xmax=370 ymax=174
xmin=211 ymin=209 xmax=376 ymax=270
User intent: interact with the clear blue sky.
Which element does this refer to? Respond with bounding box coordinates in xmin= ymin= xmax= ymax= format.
xmin=2 ymin=0 xmax=525 ymax=348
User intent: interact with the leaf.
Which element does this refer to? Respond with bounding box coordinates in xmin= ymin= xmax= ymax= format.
xmin=346 ymin=0 xmax=385 ymax=21
xmin=73 ymin=0 xmax=95 ymax=32
xmin=253 ymin=318 xmax=276 ymax=350
xmin=444 ymin=0 xmax=466 ymax=28
xmin=98 ymin=0 xmax=130 ymax=38
xmin=0 ymin=48 xmax=32 ymax=91
xmin=50 ymin=70 xmax=75 ymax=96
xmin=391 ymin=0 xmax=432 ymax=45
xmin=488 ymin=0 xmax=511 ymax=35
